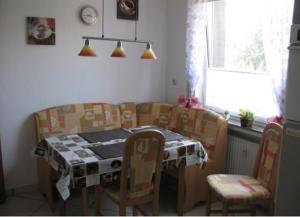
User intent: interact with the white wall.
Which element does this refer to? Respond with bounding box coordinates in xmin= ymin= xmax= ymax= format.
xmin=165 ymin=0 xmax=187 ymax=104
xmin=0 ymin=0 xmax=167 ymax=189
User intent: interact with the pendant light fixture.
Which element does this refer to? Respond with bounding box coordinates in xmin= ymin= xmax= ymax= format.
xmin=111 ymin=40 xmax=127 ymax=58
xmin=78 ymin=0 xmax=157 ymax=60
xmin=141 ymin=42 xmax=157 ymax=60
xmin=78 ymin=39 xmax=96 ymax=57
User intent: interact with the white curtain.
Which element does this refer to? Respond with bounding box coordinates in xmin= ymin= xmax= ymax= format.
xmin=186 ymin=0 xmax=209 ymax=101
xmin=263 ymin=0 xmax=294 ymax=117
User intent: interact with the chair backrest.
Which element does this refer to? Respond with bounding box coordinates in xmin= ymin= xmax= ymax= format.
xmin=119 ymin=129 xmax=165 ymax=200
xmin=253 ymin=122 xmax=283 ymax=195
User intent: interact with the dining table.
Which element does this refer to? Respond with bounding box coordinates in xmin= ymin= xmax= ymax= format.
xmin=36 ymin=125 xmax=208 ymax=215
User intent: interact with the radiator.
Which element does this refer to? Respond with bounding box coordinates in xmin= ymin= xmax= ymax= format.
xmin=226 ymin=135 xmax=260 ymax=175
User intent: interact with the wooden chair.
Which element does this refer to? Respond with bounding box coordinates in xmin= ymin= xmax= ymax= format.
xmin=95 ymin=129 xmax=165 ymax=216
xmin=206 ymin=122 xmax=283 ymax=216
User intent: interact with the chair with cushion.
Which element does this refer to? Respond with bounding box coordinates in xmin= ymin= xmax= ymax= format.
xmin=94 ymin=129 xmax=165 ymax=216
xmin=206 ymin=122 xmax=283 ymax=216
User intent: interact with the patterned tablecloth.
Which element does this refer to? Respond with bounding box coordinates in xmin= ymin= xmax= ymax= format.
xmin=37 ymin=126 xmax=208 ymax=200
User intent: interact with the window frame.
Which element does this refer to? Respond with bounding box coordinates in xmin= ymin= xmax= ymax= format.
xmin=202 ymin=0 xmax=279 ymax=125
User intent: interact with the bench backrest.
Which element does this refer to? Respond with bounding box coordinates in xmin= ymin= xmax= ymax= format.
xmin=119 ymin=102 xmax=137 ymax=128
xmin=35 ymin=103 xmax=228 ymax=162
xmin=136 ymin=102 xmax=173 ymax=129
xmin=35 ymin=103 xmax=121 ymax=141
xmin=168 ymin=106 xmax=228 ymax=160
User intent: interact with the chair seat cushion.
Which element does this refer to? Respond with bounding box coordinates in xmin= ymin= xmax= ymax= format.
xmin=207 ymin=174 xmax=270 ymax=202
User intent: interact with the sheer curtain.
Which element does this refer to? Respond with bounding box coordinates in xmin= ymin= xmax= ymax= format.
xmin=186 ymin=0 xmax=209 ymax=101
xmin=187 ymin=0 xmax=294 ymax=119
xmin=262 ymin=0 xmax=294 ymax=117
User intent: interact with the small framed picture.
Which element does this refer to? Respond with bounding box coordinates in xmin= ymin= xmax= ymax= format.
xmin=117 ymin=0 xmax=138 ymax=20
xmin=27 ymin=17 xmax=56 ymax=45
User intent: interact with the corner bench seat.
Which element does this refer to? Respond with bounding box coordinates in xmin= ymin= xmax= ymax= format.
xmin=35 ymin=102 xmax=228 ymax=213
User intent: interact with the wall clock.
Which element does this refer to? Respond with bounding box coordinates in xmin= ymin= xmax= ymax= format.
xmin=80 ymin=6 xmax=99 ymax=25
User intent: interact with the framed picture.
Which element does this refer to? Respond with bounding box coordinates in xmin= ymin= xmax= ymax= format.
xmin=27 ymin=17 xmax=56 ymax=45
xmin=117 ymin=0 xmax=138 ymax=20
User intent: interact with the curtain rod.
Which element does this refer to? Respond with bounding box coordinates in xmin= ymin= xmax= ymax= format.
xmin=82 ymin=36 xmax=152 ymax=44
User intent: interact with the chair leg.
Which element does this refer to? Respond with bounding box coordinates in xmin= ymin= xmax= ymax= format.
xmin=119 ymin=205 xmax=126 ymax=216
xmin=133 ymin=206 xmax=138 ymax=216
xmin=206 ymin=187 xmax=212 ymax=216
xmin=269 ymin=200 xmax=275 ymax=216
xmin=59 ymin=196 xmax=66 ymax=216
xmin=250 ymin=204 xmax=256 ymax=216
xmin=222 ymin=201 xmax=229 ymax=216
xmin=153 ymin=198 xmax=159 ymax=216
xmin=95 ymin=186 xmax=101 ymax=215
xmin=81 ymin=187 xmax=89 ymax=216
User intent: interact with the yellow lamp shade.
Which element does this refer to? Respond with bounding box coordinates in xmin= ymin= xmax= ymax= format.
xmin=141 ymin=42 xmax=157 ymax=60
xmin=111 ymin=41 xmax=127 ymax=58
xmin=78 ymin=39 xmax=96 ymax=57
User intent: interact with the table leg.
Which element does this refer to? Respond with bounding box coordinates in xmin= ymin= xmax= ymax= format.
xmin=95 ymin=185 xmax=100 ymax=215
xmin=82 ymin=187 xmax=89 ymax=216
xmin=177 ymin=163 xmax=185 ymax=216
xmin=38 ymin=158 xmax=55 ymax=211
xmin=45 ymin=166 xmax=55 ymax=212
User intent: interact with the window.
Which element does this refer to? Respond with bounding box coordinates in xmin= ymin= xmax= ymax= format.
xmin=203 ymin=0 xmax=293 ymax=119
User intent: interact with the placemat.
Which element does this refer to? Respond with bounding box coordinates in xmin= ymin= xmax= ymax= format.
xmin=131 ymin=126 xmax=186 ymax=142
xmin=79 ymin=128 xmax=132 ymax=143
xmin=88 ymin=142 xmax=124 ymax=159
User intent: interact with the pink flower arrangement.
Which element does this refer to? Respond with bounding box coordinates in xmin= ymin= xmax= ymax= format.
xmin=266 ymin=116 xmax=284 ymax=125
xmin=177 ymin=95 xmax=202 ymax=109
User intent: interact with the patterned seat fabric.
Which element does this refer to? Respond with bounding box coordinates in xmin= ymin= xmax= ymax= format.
xmin=119 ymin=102 xmax=137 ymax=128
xmin=168 ymin=106 xmax=223 ymax=159
xmin=36 ymin=103 xmax=121 ymax=140
xmin=127 ymin=136 xmax=160 ymax=199
xmin=256 ymin=127 xmax=282 ymax=188
xmin=136 ymin=102 xmax=173 ymax=129
xmin=207 ymin=174 xmax=270 ymax=202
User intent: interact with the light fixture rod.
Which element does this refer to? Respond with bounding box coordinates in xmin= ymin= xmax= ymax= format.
xmin=102 ymin=0 xmax=105 ymax=38
xmin=82 ymin=36 xmax=152 ymax=44
xmin=135 ymin=18 xmax=137 ymax=41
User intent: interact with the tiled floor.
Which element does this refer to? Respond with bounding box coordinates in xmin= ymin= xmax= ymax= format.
xmin=0 ymin=187 xmax=206 ymax=216
xmin=0 ymin=186 xmax=269 ymax=216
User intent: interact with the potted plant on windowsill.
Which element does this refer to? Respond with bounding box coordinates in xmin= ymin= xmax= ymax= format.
xmin=239 ymin=109 xmax=254 ymax=128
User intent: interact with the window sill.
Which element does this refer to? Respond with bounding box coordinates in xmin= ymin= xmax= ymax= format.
xmin=228 ymin=120 xmax=262 ymax=143
xmin=207 ymin=106 xmax=264 ymax=143
xmin=228 ymin=119 xmax=264 ymax=133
